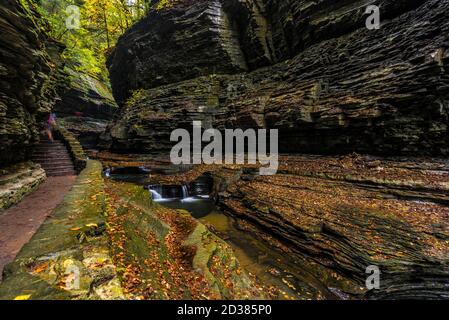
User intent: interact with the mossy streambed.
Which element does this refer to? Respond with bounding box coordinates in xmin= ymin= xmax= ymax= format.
xmin=0 ymin=161 xmax=264 ymax=300
xmin=107 ymin=169 xmax=334 ymax=300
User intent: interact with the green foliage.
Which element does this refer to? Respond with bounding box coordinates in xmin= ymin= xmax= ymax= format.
xmin=126 ymin=89 xmax=146 ymax=107
xmin=23 ymin=0 xmax=179 ymax=82
xmin=32 ymin=0 xmax=151 ymax=82
xmin=155 ymin=0 xmax=178 ymax=10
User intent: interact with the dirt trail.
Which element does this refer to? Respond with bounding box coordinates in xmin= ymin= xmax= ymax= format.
xmin=0 ymin=176 xmax=76 ymax=281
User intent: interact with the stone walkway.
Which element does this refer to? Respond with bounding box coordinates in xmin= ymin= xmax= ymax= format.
xmin=0 ymin=176 xmax=76 ymax=281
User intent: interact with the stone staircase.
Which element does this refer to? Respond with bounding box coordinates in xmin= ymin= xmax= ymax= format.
xmin=31 ymin=138 xmax=77 ymax=177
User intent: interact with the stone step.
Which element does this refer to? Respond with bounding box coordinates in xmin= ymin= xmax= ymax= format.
xmin=32 ymin=152 xmax=72 ymax=157
xmin=32 ymin=151 xmax=72 ymax=157
xmin=32 ymin=158 xmax=73 ymax=164
xmin=38 ymin=159 xmax=74 ymax=165
xmin=43 ymin=166 xmax=76 ymax=172
xmin=33 ymin=147 xmax=70 ymax=153
xmin=32 ymin=138 xmax=77 ymax=177
xmin=33 ymin=159 xmax=74 ymax=166
xmin=42 ymin=164 xmax=75 ymax=170
xmin=32 ymin=149 xmax=69 ymax=156
xmin=32 ymin=151 xmax=72 ymax=156
xmin=32 ymin=155 xmax=73 ymax=161
xmin=33 ymin=148 xmax=68 ymax=153
xmin=44 ymin=167 xmax=76 ymax=173
xmin=34 ymin=143 xmax=67 ymax=148
xmin=37 ymin=141 xmax=66 ymax=146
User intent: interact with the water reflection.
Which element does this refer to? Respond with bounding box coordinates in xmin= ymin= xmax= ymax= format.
xmin=153 ymin=197 xmax=216 ymax=219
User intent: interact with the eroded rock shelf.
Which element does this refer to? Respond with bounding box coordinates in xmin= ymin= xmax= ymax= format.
xmin=104 ymin=0 xmax=449 ymax=156
xmin=91 ymin=153 xmax=449 ymax=299
xmin=1 ymin=0 xmax=449 ymax=301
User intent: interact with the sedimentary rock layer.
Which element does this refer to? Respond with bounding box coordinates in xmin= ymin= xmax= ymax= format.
xmin=143 ymin=154 xmax=449 ymax=299
xmin=0 ymin=161 xmax=124 ymax=300
xmin=105 ymin=0 xmax=449 ymax=156
xmin=215 ymin=156 xmax=449 ymax=299
xmin=0 ymin=160 xmax=266 ymax=300
xmin=54 ymin=68 xmax=117 ymax=150
xmin=107 ymin=0 xmax=248 ymax=105
xmin=0 ymin=161 xmax=46 ymax=212
xmin=54 ymin=68 xmax=117 ymax=120
xmin=0 ymin=0 xmax=62 ymax=166
xmin=105 ymin=180 xmax=266 ymax=299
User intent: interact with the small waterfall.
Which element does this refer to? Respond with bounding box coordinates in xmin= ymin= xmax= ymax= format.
xmin=181 ymin=185 xmax=189 ymax=199
xmin=148 ymin=184 xmax=189 ymax=200
xmin=148 ymin=185 xmax=164 ymax=200
xmin=150 ymin=189 xmax=162 ymax=200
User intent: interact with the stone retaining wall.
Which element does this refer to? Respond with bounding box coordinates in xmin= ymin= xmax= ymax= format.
xmin=0 ymin=160 xmax=125 ymax=300
xmin=56 ymin=127 xmax=88 ymax=173
xmin=0 ymin=162 xmax=46 ymax=212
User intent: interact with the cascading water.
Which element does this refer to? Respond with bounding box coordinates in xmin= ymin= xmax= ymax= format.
xmin=148 ymin=185 xmax=164 ymax=200
xmin=150 ymin=189 xmax=162 ymax=200
xmin=181 ymin=185 xmax=189 ymax=199
xmin=145 ymin=176 xmax=215 ymax=215
xmin=148 ymin=184 xmax=190 ymax=200
xmin=105 ymin=170 xmax=305 ymax=298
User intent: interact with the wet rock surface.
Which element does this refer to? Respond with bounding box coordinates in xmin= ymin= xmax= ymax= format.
xmin=0 ymin=0 xmax=63 ymax=166
xmin=2 ymin=0 xmax=449 ymax=301
xmin=0 ymin=160 xmax=119 ymax=299
xmin=56 ymin=127 xmax=88 ymax=173
xmin=0 ymin=161 xmax=124 ymax=300
xmin=54 ymin=68 xmax=117 ymax=150
xmin=105 ymin=0 xmax=449 ymax=156
xmin=54 ymin=68 xmax=117 ymax=121
xmin=0 ymin=160 xmax=267 ymax=300
xmin=59 ymin=117 xmax=109 ymax=150
xmin=0 ymin=162 xmax=46 ymax=212
xmin=2 ymin=155 xmax=447 ymax=299
xmin=105 ymin=181 xmax=266 ymax=299
xmin=0 ymin=175 xmax=76 ymax=281
xmin=145 ymin=154 xmax=449 ymax=299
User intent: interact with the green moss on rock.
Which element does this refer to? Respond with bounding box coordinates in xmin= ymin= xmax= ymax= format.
xmin=0 ymin=160 xmax=124 ymax=300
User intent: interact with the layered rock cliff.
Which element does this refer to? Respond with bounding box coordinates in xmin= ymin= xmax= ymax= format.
xmin=104 ymin=0 xmax=449 ymax=156
xmin=55 ymin=68 xmax=118 ymax=149
xmin=0 ymin=0 xmax=117 ymax=163
xmin=215 ymin=156 xmax=449 ymax=299
xmin=100 ymin=1 xmax=449 ymax=299
xmin=54 ymin=68 xmax=117 ymax=120
xmin=143 ymin=155 xmax=449 ymax=299
xmin=0 ymin=0 xmax=63 ymax=167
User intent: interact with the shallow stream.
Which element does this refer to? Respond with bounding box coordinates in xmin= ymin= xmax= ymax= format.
xmin=106 ymin=166 xmax=338 ymax=300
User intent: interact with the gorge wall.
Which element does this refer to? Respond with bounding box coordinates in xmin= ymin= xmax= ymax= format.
xmin=54 ymin=68 xmax=118 ymax=149
xmin=147 ymin=155 xmax=449 ymax=299
xmin=54 ymin=68 xmax=117 ymax=121
xmin=0 ymin=0 xmax=118 ymax=165
xmin=0 ymin=0 xmax=63 ymax=166
xmin=104 ymin=0 xmax=449 ymax=156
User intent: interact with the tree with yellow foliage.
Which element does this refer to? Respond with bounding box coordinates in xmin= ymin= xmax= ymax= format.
xmin=34 ymin=0 xmax=177 ymax=80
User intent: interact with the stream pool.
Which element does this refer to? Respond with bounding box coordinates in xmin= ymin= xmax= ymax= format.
xmin=106 ymin=167 xmax=338 ymax=300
